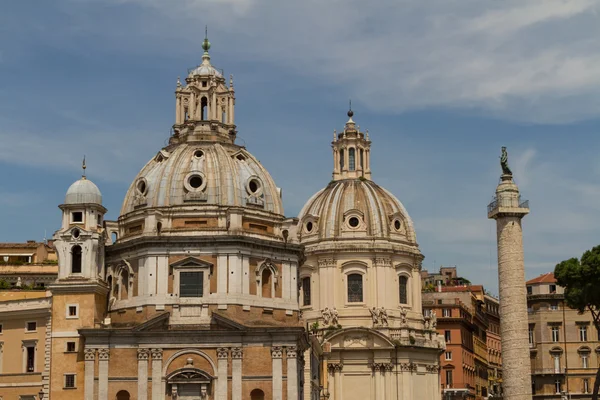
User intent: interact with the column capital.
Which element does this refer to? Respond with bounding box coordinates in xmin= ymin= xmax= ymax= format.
xmin=98 ymin=348 xmax=110 ymax=361
xmin=217 ymin=347 xmax=229 ymax=359
xmin=271 ymin=346 xmax=283 ymax=359
xmin=286 ymin=346 xmax=297 ymax=359
xmin=231 ymin=347 xmax=243 ymax=359
xmin=138 ymin=349 xmax=150 ymax=360
xmin=327 ymin=362 xmax=343 ymax=373
xmin=84 ymin=348 xmax=96 ymax=361
xmin=151 ymin=348 xmax=163 ymax=360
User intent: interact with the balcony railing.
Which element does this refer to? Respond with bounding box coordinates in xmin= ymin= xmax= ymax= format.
xmin=487 ymin=196 xmax=529 ymax=214
xmin=531 ymin=367 xmax=565 ymax=375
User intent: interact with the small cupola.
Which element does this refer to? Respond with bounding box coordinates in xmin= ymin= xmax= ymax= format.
xmin=331 ymin=104 xmax=372 ymax=181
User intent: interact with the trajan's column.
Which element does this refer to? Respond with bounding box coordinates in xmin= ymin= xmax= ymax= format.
xmin=487 ymin=147 xmax=532 ymax=400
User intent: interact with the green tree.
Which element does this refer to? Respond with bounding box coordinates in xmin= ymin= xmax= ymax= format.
xmin=554 ymin=245 xmax=600 ymax=400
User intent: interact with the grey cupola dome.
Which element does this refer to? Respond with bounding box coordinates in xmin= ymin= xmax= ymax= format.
xmin=64 ymin=178 xmax=102 ymax=205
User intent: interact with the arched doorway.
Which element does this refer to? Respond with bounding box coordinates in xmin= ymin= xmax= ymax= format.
xmin=116 ymin=390 xmax=130 ymax=400
xmin=250 ymin=389 xmax=265 ymax=400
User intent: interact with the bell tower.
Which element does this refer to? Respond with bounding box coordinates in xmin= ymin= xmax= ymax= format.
xmin=331 ymin=105 xmax=372 ymax=181
xmin=172 ymin=31 xmax=237 ymax=144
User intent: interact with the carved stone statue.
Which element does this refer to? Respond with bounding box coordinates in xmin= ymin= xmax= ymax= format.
xmin=500 ymin=146 xmax=512 ymax=176
xmin=331 ymin=307 xmax=339 ymax=326
xmin=379 ymin=307 xmax=388 ymax=326
xmin=369 ymin=307 xmax=380 ymax=324
xmin=321 ymin=307 xmax=331 ymax=325
xmin=430 ymin=310 xmax=437 ymax=330
xmin=400 ymin=307 xmax=408 ymax=326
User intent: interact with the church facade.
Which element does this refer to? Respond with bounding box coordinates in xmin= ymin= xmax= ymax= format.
xmin=43 ymin=36 xmax=443 ymax=400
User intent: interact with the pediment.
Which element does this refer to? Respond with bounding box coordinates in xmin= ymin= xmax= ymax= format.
xmin=171 ymin=256 xmax=214 ymax=269
xmin=325 ymin=327 xmax=394 ymax=350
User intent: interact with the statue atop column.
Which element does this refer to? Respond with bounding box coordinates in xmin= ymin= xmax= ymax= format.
xmin=500 ymin=146 xmax=512 ymax=176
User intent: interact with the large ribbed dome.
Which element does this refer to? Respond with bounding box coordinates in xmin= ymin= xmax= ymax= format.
xmin=297 ymin=179 xmax=417 ymax=244
xmin=120 ymin=142 xmax=283 ymax=216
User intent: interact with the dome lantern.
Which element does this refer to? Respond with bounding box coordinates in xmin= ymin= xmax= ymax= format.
xmin=331 ymin=107 xmax=371 ymax=181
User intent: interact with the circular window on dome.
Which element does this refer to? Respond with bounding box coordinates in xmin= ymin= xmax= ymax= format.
xmin=246 ymin=177 xmax=263 ymax=196
xmin=394 ymin=219 xmax=402 ymax=231
xmin=136 ymin=178 xmax=148 ymax=196
xmin=306 ymin=221 xmax=313 ymax=233
xmin=72 ymin=228 xmax=80 ymax=239
xmin=184 ymin=172 xmax=207 ymax=192
xmin=348 ymin=216 xmax=360 ymax=228
xmin=193 ymin=149 xmax=204 ymax=159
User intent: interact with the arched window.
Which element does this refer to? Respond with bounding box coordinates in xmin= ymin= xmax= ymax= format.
xmin=360 ymin=148 xmax=364 ymax=170
xmin=250 ymin=389 xmax=265 ymax=400
xmin=302 ymin=277 xmax=311 ymax=306
xmin=339 ymin=149 xmax=345 ymax=170
xmin=71 ymin=245 xmax=82 ymax=274
xmin=349 ymin=148 xmax=356 ymax=171
xmin=111 ymin=232 xmax=118 ymax=243
xmin=222 ymin=108 xmax=227 ymax=124
xmin=399 ymin=276 xmax=408 ymax=304
xmin=347 ymin=273 xmax=363 ymax=303
xmin=121 ymin=270 xmax=129 ymax=300
xmin=200 ymin=97 xmax=208 ymax=120
xmin=262 ymin=269 xmax=272 ymax=298
xmin=116 ymin=390 xmax=130 ymax=400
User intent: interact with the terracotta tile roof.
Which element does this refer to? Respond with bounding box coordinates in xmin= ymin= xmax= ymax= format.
xmin=526 ymin=272 xmax=556 ymax=284
xmin=0 ymin=242 xmax=42 ymax=249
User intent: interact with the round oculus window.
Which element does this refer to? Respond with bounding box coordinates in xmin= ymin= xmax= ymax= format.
xmin=348 ymin=217 xmax=360 ymax=228
xmin=136 ymin=179 xmax=147 ymax=195
xmin=72 ymin=228 xmax=80 ymax=239
xmin=306 ymin=221 xmax=313 ymax=232
xmin=249 ymin=179 xmax=259 ymax=193
xmin=193 ymin=149 xmax=204 ymax=159
xmin=394 ymin=220 xmax=401 ymax=230
xmin=189 ymin=175 xmax=203 ymax=189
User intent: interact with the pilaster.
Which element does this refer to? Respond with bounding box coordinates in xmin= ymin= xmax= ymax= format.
xmin=151 ymin=348 xmax=163 ymax=400
xmin=217 ymin=347 xmax=229 ymax=400
xmin=231 ymin=347 xmax=243 ymax=400
xmin=137 ymin=349 xmax=150 ymax=400
xmin=84 ymin=348 xmax=95 ymax=400
xmin=98 ymin=348 xmax=110 ymax=400
xmin=286 ymin=346 xmax=298 ymax=400
xmin=271 ymin=346 xmax=283 ymax=400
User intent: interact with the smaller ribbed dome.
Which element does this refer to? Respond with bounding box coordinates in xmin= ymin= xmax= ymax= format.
xmin=65 ymin=178 xmax=102 ymax=205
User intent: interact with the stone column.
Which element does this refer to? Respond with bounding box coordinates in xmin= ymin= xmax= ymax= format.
xmin=271 ymin=346 xmax=283 ymax=400
xmin=231 ymin=347 xmax=243 ymax=400
xmin=488 ymin=172 xmax=531 ymax=400
xmin=333 ymin=363 xmax=342 ymax=400
xmin=217 ymin=347 xmax=229 ymax=400
xmin=151 ymin=349 xmax=163 ymax=400
xmin=98 ymin=348 xmax=110 ymax=400
xmin=84 ymin=348 xmax=95 ymax=400
xmin=137 ymin=349 xmax=150 ymax=400
xmin=286 ymin=347 xmax=298 ymax=400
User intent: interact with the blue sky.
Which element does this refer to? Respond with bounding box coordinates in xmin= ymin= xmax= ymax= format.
xmin=2 ymin=0 xmax=600 ymax=295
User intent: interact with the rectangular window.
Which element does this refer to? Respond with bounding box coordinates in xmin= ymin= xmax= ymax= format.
xmin=26 ymin=346 xmax=35 ymax=372
xmin=549 ymin=284 xmax=557 ymax=293
xmin=551 ymin=326 xmax=560 ymax=343
xmin=550 ymin=302 xmax=558 ymax=310
xmin=179 ymin=272 xmax=203 ymax=297
xmin=582 ymin=354 xmax=589 ymax=368
xmin=443 ymin=308 xmax=451 ymax=317
xmin=347 ymin=274 xmax=363 ymax=303
xmin=97 ymin=214 xmax=102 ymax=226
xmin=64 ymin=374 xmax=76 ymax=389
xmin=302 ymin=277 xmax=311 ymax=306
xmin=445 ymin=330 xmax=451 ymax=343
xmin=71 ymin=212 xmax=83 ymax=223
xmin=398 ymin=276 xmax=408 ymax=304
xmin=529 ymin=326 xmax=535 ymax=345
xmin=584 ymin=378 xmax=590 ymax=393
xmin=580 ymin=325 xmax=588 ymax=342
xmin=26 ymin=321 xmax=36 ymax=332
xmin=67 ymin=305 xmax=78 ymax=319
xmin=66 ymin=342 xmax=76 ymax=352
xmin=445 ymin=370 xmax=453 ymax=388
xmin=527 ymin=285 xmax=532 ymax=295
xmin=445 ymin=351 xmax=452 ymax=361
